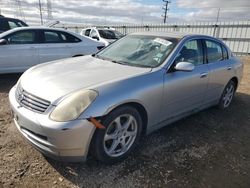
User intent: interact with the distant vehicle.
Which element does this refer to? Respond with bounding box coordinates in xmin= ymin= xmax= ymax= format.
xmin=0 ymin=27 xmax=105 ymax=74
xmin=9 ymin=32 xmax=243 ymax=164
xmin=80 ymin=27 xmax=124 ymax=46
xmin=0 ymin=15 xmax=28 ymax=34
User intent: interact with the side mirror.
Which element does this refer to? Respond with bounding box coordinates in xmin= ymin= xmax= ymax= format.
xmin=92 ymin=36 xmax=99 ymax=41
xmin=0 ymin=39 xmax=8 ymax=45
xmin=174 ymin=62 xmax=195 ymax=72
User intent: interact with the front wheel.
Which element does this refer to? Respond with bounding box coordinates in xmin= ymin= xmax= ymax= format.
xmin=91 ymin=106 xmax=142 ymax=164
xmin=218 ymin=80 xmax=236 ymax=109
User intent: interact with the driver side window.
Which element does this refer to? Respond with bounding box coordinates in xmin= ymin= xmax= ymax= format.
xmin=6 ymin=30 xmax=36 ymax=44
xmin=175 ymin=40 xmax=204 ymax=66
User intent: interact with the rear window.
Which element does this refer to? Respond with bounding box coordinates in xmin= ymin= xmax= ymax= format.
xmin=43 ymin=30 xmax=81 ymax=43
xmin=98 ymin=29 xmax=123 ymax=39
xmin=64 ymin=32 xmax=81 ymax=43
xmin=222 ymin=45 xmax=228 ymax=60
xmin=44 ymin=31 xmax=61 ymax=43
xmin=205 ymin=40 xmax=223 ymax=63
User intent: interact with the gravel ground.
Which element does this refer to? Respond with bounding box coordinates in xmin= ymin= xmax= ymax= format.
xmin=0 ymin=57 xmax=250 ymax=188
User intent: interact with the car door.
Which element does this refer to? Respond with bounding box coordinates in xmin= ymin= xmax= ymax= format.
xmin=0 ymin=29 xmax=39 ymax=73
xmin=38 ymin=30 xmax=72 ymax=63
xmin=204 ymin=39 xmax=233 ymax=104
xmin=161 ymin=39 xmax=209 ymax=121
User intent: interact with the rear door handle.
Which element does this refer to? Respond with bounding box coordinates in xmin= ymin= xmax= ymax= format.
xmin=200 ymin=72 xmax=208 ymax=78
xmin=227 ymin=66 xmax=232 ymax=70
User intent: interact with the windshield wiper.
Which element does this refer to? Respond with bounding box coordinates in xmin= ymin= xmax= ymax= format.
xmin=112 ymin=60 xmax=152 ymax=68
xmin=93 ymin=55 xmax=152 ymax=68
xmin=111 ymin=60 xmax=127 ymax=65
xmin=93 ymin=53 xmax=118 ymax=63
xmin=93 ymin=54 xmax=109 ymax=61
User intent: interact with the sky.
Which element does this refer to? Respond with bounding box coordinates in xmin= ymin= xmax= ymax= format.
xmin=0 ymin=0 xmax=250 ymax=25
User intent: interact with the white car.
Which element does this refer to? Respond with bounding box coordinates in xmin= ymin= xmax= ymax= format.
xmin=80 ymin=27 xmax=124 ymax=46
xmin=0 ymin=27 xmax=105 ymax=74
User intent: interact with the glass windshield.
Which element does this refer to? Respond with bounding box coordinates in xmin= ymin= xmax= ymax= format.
xmin=98 ymin=29 xmax=124 ymax=39
xmin=96 ymin=35 xmax=177 ymax=68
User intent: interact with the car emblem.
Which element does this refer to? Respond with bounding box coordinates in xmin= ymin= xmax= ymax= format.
xmin=18 ymin=93 xmax=24 ymax=101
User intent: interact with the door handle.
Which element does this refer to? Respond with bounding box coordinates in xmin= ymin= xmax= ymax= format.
xmin=227 ymin=66 xmax=232 ymax=70
xmin=200 ymin=72 xmax=208 ymax=78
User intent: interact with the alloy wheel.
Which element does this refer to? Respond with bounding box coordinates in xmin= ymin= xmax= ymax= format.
xmin=222 ymin=83 xmax=235 ymax=108
xmin=103 ymin=114 xmax=138 ymax=157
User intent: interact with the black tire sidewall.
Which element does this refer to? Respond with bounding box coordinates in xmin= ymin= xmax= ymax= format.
xmin=91 ymin=106 xmax=142 ymax=164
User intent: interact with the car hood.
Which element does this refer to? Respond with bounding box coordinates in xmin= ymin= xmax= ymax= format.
xmin=20 ymin=56 xmax=151 ymax=103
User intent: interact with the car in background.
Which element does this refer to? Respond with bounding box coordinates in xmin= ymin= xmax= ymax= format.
xmin=0 ymin=15 xmax=28 ymax=34
xmin=9 ymin=32 xmax=243 ymax=164
xmin=80 ymin=27 xmax=124 ymax=46
xmin=0 ymin=27 xmax=105 ymax=74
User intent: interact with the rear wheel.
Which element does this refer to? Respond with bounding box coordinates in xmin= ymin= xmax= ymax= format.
xmin=218 ymin=80 xmax=236 ymax=109
xmin=91 ymin=106 xmax=142 ymax=164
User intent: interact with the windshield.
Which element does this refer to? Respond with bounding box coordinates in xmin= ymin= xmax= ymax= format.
xmin=96 ymin=35 xmax=177 ymax=68
xmin=98 ymin=29 xmax=124 ymax=40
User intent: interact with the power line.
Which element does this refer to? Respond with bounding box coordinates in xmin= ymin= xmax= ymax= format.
xmin=15 ymin=0 xmax=26 ymax=22
xmin=162 ymin=0 xmax=170 ymax=24
xmin=46 ymin=0 xmax=53 ymax=20
xmin=38 ymin=0 xmax=43 ymax=25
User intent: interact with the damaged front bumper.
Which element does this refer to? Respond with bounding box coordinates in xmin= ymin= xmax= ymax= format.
xmin=9 ymin=86 xmax=96 ymax=162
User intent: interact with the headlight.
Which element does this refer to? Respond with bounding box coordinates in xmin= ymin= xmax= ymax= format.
xmin=50 ymin=90 xmax=98 ymax=122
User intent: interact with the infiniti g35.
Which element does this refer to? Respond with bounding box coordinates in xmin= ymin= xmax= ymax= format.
xmin=9 ymin=32 xmax=243 ymax=164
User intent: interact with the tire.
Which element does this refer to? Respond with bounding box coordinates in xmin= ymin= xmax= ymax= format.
xmin=91 ymin=106 xmax=142 ymax=164
xmin=218 ymin=80 xmax=236 ymax=109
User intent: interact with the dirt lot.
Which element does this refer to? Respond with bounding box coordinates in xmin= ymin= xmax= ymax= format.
xmin=0 ymin=57 xmax=250 ymax=188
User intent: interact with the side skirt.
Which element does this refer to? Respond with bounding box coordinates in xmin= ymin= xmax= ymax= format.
xmin=146 ymin=100 xmax=218 ymax=135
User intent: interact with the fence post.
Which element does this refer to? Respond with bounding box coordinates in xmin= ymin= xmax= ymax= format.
xmin=216 ymin=24 xmax=220 ymax=38
xmin=213 ymin=24 xmax=218 ymax=37
xmin=122 ymin=26 xmax=127 ymax=35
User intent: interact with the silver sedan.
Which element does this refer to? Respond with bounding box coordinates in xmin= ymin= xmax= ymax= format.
xmin=9 ymin=32 xmax=243 ymax=164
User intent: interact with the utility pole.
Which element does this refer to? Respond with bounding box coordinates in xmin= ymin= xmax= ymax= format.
xmin=0 ymin=0 xmax=2 ymax=15
xmin=213 ymin=8 xmax=221 ymax=37
xmin=16 ymin=0 xmax=26 ymax=22
xmin=38 ymin=0 xmax=43 ymax=25
xmin=162 ymin=0 xmax=170 ymax=24
xmin=46 ymin=0 xmax=53 ymax=20
xmin=216 ymin=8 xmax=221 ymax=23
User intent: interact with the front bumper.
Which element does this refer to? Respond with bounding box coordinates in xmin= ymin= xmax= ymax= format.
xmin=9 ymin=86 xmax=96 ymax=162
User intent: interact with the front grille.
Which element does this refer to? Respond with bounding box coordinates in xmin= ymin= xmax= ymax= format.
xmin=16 ymin=85 xmax=51 ymax=113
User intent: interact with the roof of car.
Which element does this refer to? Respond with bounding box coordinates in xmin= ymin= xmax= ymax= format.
xmin=0 ymin=16 xmax=24 ymax=21
xmin=0 ymin=26 xmax=80 ymax=38
xmin=6 ymin=26 xmax=66 ymax=31
xmin=130 ymin=31 xmax=205 ymax=39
